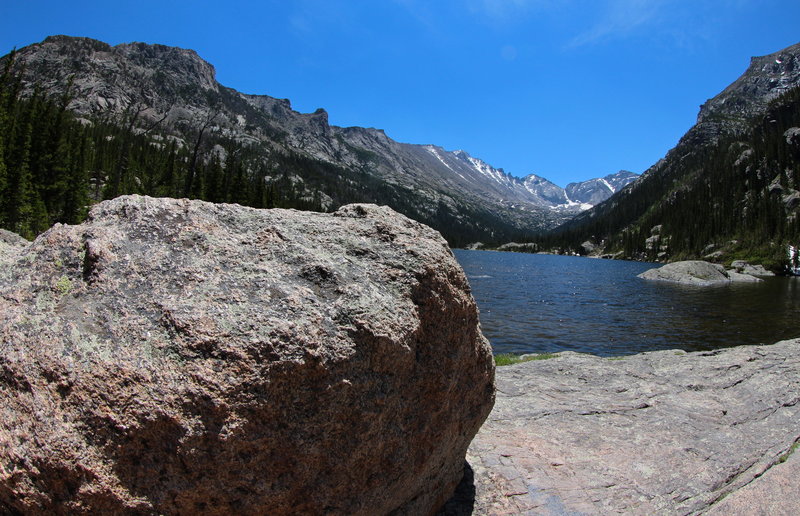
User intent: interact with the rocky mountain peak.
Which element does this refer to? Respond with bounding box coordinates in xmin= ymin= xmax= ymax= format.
xmin=42 ymin=34 xmax=111 ymax=52
xmin=116 ymin=41 xmax=218 ymax=90
xmin=695 ymin=42 xmax=800 ymax=135
xmin=564 ymin=170 xmax=639 ymax=206
xmin=521 ymin=174 xmax=570 ymax=206
xmin=11 ymin=35 xmax=219 ymax=118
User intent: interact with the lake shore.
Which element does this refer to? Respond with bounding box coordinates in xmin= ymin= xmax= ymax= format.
xmin=441 ymin=338 xmax=800 ymax=515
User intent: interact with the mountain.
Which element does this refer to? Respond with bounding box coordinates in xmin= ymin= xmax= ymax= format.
xmin=565 ymin=171 xmax=639 ymax=206
xmin=547 ymin=42 xmax=800 ymax=268
xmin=0 ymin=35 xmax=627 ymax=246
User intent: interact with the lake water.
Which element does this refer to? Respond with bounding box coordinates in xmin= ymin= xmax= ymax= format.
xmin=453 ymin=250 xmax=800 ymax=357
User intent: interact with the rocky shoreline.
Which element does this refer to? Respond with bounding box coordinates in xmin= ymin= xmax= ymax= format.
xmin=444 ymin=339 xmax=800 ymax=515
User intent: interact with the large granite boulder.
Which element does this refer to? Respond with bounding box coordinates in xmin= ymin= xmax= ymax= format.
xmin=638 ymin=260 xmax=761 ymax=285
xmin=0 ymin=196 xmax=495 ymax=515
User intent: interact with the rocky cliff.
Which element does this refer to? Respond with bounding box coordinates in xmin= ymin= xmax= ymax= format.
xmin=693 ymin=42 xmax=800 ymax=141
xmin=0 ymin=196 xmax=495 ymax=514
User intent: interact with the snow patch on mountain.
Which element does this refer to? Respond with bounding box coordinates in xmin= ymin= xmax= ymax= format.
xmin=424 ymin=145 xmax=455 ymax=172
xmin=452 ymin=150 xmax=512 ymax=186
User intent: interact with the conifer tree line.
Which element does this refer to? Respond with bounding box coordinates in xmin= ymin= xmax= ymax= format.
xmin=536 ymin=85 xmax=800 ymax=269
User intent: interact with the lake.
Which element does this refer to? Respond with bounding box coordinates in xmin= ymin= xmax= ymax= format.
xmin=453 ymin=249 xmax=800 ymax=357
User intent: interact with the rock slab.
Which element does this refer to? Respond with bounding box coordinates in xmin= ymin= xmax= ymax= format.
xmin=460 ymin=340 xmax=800 ymax=515
xmin=0 ymin=196 xmax=495 ymax=515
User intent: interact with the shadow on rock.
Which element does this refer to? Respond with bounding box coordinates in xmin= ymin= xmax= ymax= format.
xmin=436 ymin=461 xmax=475 ymax=516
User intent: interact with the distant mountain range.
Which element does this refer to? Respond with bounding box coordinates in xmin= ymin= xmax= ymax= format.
xmin=549 ymin=41 xmax=800 ymax=268
xmin=2 ymin=35 xmax=636 ymax=245
xmin=565 ymin=171 xmax=639 ymax=206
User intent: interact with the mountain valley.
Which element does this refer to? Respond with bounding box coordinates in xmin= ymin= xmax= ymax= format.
xmin=2 ymin=35 xmax=799 ymax=270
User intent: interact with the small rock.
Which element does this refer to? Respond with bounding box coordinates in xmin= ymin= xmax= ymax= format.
xmin=730 ymin=260 xmax=776 ymax=277
xmin=464 ymin=242 xmax=485 ymax=250
xmin=0 ymin=229 xmax=29 ymax=263
xmin=704 ymin=250 xmax=725 ymax=260
xmin=785 ymin=127 xmax=800 ymax=145
xmin=580 ymin=240 xmax=596 ymax=254
xmin=727 ymin=270 xmax=763 ymax=282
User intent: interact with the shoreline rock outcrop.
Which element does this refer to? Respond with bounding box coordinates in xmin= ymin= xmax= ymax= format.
xmin=638 ymin=260 xmax=762 ymax=285
xmin=730 ymin=259 xmax=775 ymax=277
xmin=455 ymin=339 xmax=800 ymax=515
xmin=0 ymin=196 xmax=495 ymax=515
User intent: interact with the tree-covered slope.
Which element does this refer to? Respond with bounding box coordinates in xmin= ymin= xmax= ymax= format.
xmin=542 ymin=43 xmax=800 ymax=270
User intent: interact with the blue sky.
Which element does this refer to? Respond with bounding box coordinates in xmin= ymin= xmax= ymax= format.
xmin=1 ymin=1 xmax=799 ymax=186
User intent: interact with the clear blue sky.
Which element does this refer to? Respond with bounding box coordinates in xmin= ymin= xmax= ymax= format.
xmin=1 ymin=1 xmax=799 ymax=186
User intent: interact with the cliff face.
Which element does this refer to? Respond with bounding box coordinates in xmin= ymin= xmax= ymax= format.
xmin=0 ymin=196 xmax=495 ymax=515
xmin=695 ymin=42 xmax=800 ymax=135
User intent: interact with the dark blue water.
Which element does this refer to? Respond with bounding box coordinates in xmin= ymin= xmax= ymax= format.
xmin=454 ymin=250 xmax=800 ymax=357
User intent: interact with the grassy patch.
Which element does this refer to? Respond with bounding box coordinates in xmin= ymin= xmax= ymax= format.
xmin=779 ymin=440 xmax=800 ymax=464
xmin=495 ymin=353 xmax=557 ymax=366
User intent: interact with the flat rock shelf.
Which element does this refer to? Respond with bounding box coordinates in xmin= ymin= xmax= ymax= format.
xmin=442 ymin=339 xmax=800 ymax=515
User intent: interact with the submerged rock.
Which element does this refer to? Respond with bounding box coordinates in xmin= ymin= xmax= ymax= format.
xmin=460 ymin=339 xmax=800 ymax=515
xmin=0 ymin=196 xmax=495 ymax=515
xmin=638 ymin=260 xmax=761 ymax=285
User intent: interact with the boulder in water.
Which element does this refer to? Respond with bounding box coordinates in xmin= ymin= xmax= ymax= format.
xmin=638 ymin=260 xmax=761 ymax=286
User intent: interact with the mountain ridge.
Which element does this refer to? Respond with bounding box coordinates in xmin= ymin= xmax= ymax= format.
xmin=4 ymin=35 xmax=635 ymax=244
